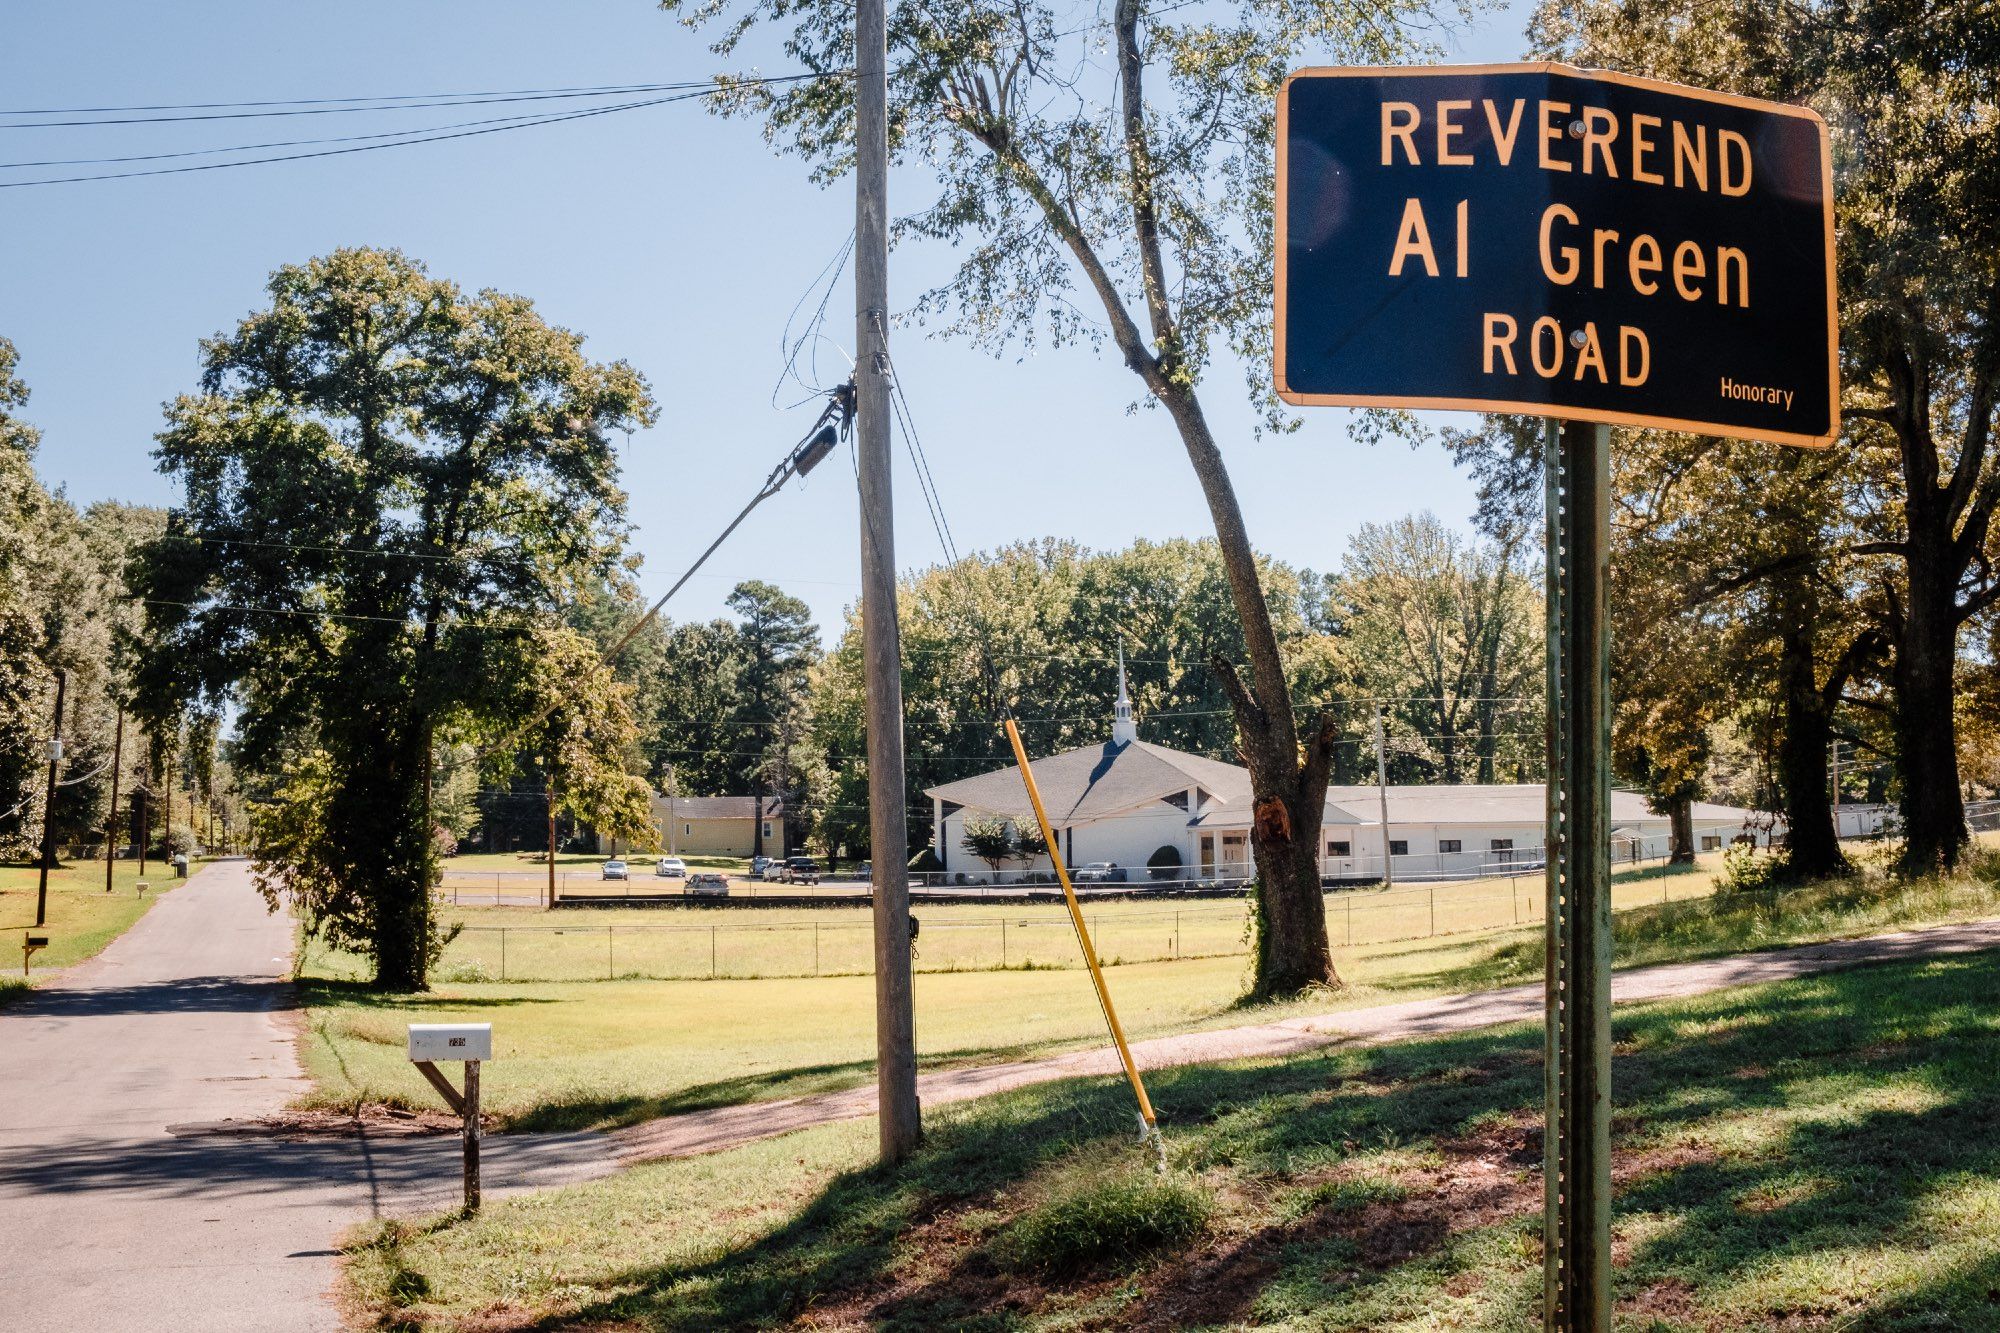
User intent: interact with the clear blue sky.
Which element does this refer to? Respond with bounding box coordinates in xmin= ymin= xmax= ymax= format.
xmin=2 ymin=0 xmax=1535 ymax=642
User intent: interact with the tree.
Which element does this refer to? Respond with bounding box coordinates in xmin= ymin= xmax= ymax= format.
xmin=516 ymin=627 xmax=659 ymax=898
xmin=960 ymin=816 xmax=1015 ymax=872
xmin=727 ymin=580 xmax=819 ymax=857
xmin=129 ymin=249 xmax=655 ymax=988
xmin=1528 ymin=0 xmax=2000 ymax=873
xmin=0 ymin=340 xmax=156 ymax=858
xmin=1332 ymin=514 xmax=1539 ymax=785
xmin=810 ymin=537 xmax=1357 ymax=865
xmin=670 ymin=0 xmax=1457 ymax=994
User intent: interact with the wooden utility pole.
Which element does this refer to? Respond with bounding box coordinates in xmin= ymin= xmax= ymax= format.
xmin=1372 ymin=703 xmax=1393 ymax=891
xmin=856 ymin=0 xmax=921 ymax=1164
xmin=1543 ymin=419 xmax=1612 ymax=1331
xmin=34 ymin=672 xmax=67 ymax=927
xmin=105 ymin=708 xmax=124 ymax=892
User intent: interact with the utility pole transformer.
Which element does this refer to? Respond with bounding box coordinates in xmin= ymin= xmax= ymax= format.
xmin=856 ymin=0 xmax=921 ymax=1163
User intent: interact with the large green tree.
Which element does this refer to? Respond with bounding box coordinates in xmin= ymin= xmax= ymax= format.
xmin=1331 ymin=513 xmax=1539 ymax=785
xmin=1528 ymin=0 xmax=2000 ymax=873
xmin=0 ymin=340 xmax=157 ymax=858
xmin=672 ymin=0 xmax=1460 ymax=994
xmin=812 ymin=537 xmax=1354 ymax=861
xmin=726 ymin=580 xmax=820 ymax=857
xmin=130 ymin=249 xmax=655 ymax=988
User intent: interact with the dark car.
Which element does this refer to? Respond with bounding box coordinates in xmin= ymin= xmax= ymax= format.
xmin=1071 ymin=862 xmax=1127 ymax=884
xmin=684 ymin=872 xmax=730 ymax=898
xmin=777 ymin=855 xmax=822 ymax=885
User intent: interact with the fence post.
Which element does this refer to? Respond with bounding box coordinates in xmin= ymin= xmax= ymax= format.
xmin=814 ymin=922 xmax=821 ymax=976
xmin=500 ymin=928 xmax=507 ymax=982
xmin=711 ymin=924 xmax=717 ymax=979
xmin=1174 ymin=910 xmax=1180 ymax=961
xmin=1345 ymin=893 xmax=1352 ymax=946
xmin=1001 ymin=918 xmax=1008 ymax=968
xmin=1429 ymin=883 xmax=1436 ymax=936
xmin=608 ymin=925 xmax=614 ymax=980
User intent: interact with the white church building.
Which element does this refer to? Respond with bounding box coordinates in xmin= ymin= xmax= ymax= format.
xmin=925 ymin=653 xmax=1771 ymax=884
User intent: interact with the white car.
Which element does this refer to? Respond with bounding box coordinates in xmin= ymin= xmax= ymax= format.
xmin=654 ymin=856 xmax=687 ymax=879
xmin=749 ymin=855 xmax=775 ymax=880
xmin=601 ymin=859 xmax=629 ymax=881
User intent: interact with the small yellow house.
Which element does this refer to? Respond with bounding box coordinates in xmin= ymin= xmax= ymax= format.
xmin=645 ymin=795 xmax=788 ymax=858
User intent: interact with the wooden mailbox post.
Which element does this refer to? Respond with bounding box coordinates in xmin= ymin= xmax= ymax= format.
xmin=409 ymin=1023 xmax=492 ymax=1213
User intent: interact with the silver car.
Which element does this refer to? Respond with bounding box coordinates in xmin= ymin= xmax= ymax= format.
xmin=601 ymin=859 xmax=629 ymax=881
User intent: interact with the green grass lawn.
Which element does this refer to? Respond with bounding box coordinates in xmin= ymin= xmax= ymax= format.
xmin=346 ymin=941 xmax=2000 ymax=1331
xmin=297 ymin=862 xmax=2000 ymax=1134
xmin=0 ymin=857 xmax=185 ymax=1004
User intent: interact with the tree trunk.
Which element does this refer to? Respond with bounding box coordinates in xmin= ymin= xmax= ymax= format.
xmin=1894 ymin=567 xmax=1967 ymax=873
xmin=1159 ymin=391 xmax=1338 ymax=996
xmin=367 ymin=716 xmax=436 ymax=991
xmin=1667 ymin=794 xmax=1695 ymax=865
xmin=1774 ymin=621 xmax=1845 ymax=882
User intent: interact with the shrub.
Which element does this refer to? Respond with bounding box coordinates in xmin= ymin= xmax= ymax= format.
xmin=1000 ymin=1168 xmax=1210 ymax=1276
xmin=1147 ymin=844 xmax=1183 ymax=881
xmin=1718 ymin=842 xmax=1780 ymax=896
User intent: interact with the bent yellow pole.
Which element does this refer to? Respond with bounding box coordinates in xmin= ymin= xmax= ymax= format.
xmin=1003 ymin=718 xmax=1158 ymax=1135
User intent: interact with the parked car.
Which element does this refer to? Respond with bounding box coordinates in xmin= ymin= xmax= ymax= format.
xmin=685 ymin=872 xmax=730 ymax=898
xmin=601 ymin=859 xmax=629 ymax=881
xmin=654 ymin=856 xmax=687 ymax=879
xmin=777 ymin=855 xmax=821 ymax=885
xmin=1071 ymin=862 xmax=1127 ymax=884
xmin=748 ymin=855 xmax=775 ymax=880
xmin=855 ymin=861 xmax=872 ymax=882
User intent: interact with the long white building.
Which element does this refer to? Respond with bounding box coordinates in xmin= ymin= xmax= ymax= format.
xmin=926 ymin=656 xmax=1771 ymax=884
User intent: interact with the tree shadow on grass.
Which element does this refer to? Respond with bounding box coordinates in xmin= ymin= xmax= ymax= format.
xmin=300 ymin=978 xmax=560 ymax=1010
xmin=378 ymin=950 xmax=2000 ymax=1331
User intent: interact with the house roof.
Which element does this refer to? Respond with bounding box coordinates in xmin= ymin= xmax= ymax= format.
xmin=1316 ymin=785 xmax=1755 ymax=827
xmin=931 ymin=736 xmax=1762 ymax=832
xmin=925 ymin=739 xmax=1251 ymax=824
xmin=655 ymin=795 xmax=786 ymax=820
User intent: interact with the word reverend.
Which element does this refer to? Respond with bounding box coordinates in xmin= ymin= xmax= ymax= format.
xmin=1275 ymin=64 xmax=1837 ymax=447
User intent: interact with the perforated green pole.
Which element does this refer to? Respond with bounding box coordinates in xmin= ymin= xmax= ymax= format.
xmin=1544 ymin=419 xmax=1612 ymax=1331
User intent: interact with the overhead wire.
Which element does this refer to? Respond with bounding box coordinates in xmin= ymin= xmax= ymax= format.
xmin=0 ymin=75 xmax=829 ymax=128
xmin=0 ymin=73 xmax=844 ymax=188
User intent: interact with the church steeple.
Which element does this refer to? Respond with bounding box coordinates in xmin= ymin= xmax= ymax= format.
xmin=1112 ymin=643 xmax=1137 ymax=745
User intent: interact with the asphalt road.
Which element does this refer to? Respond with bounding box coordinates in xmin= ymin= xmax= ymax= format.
xmin=0 ymin=859 xmax=611 ymax=1333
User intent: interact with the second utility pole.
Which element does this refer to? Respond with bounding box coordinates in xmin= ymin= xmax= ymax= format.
xmin=856 ymin=0 xmax=921 ymax=1164
xmin=35 ymin=671 xmax=68 ymax=927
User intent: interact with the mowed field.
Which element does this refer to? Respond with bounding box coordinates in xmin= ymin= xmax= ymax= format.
xmin=348 ymin=945 xmax=2000 ymax=1332
xmin=0 ymin=857 xmax=187 ymax=1001
xmin=295 ymin=858 xmax=2000 ymax=1133
xmin=411 ymin=852 xmax=1733 ymax=982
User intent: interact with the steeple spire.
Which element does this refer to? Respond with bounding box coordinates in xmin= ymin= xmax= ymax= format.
xmin=1112 ymin=643 xmax=1137 ymax=745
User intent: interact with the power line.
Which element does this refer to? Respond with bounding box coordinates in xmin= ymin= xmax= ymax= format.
xmin=0 ymin=102 xmax=675 ymax=171
xmin=0 ymin=74 xmax=841 ymax=188
xmin=0 ymin=76 xmax=828 ymax=128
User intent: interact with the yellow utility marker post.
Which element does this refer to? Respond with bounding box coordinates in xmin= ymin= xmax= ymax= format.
xmin=1003 ymin=718 xmax=1164 ymax=1168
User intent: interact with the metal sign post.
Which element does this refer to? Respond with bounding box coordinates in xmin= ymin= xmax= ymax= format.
xmin=1543 ymin=419 xmax=1612 ymax=1329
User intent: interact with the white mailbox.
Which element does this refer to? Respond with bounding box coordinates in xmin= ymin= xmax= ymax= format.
xmin=408 ymin=1023 xmax=492 ymax=1063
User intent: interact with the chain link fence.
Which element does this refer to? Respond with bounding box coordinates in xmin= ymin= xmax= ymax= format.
xmin=431 ymin=860 xmax=1728 ymax=983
